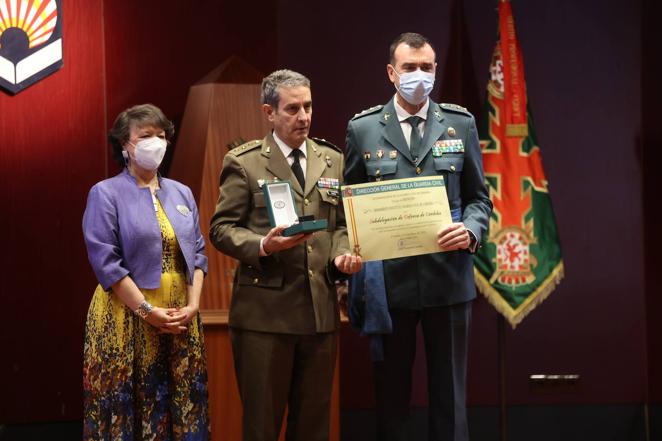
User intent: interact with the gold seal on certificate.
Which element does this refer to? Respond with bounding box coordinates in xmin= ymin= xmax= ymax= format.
xmin=341 ymin=176 xmax=453 ymax=261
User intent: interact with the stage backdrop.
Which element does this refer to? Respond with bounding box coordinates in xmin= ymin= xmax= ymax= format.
xmin=1 ymin=0 xmax=660 ymax=438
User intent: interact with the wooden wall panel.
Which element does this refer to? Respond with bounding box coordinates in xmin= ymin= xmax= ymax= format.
xmin=202 ymin=323 xmax=243 ymax=441
xmin=199 ymin=84 xmax=271 ymax=310
xmin=170 ymin=82 xmax=271 ymax=311
xmin=202 ymin=320 xmax=341 ymax=441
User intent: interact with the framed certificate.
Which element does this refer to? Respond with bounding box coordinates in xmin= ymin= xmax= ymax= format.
xmin=262 ymin=181 xmax=328 ymax=236
xmin=342 ymin=176 xmax=453 ymax=261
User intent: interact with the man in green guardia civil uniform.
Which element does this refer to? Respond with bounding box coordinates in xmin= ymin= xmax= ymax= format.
xmin=209 ymin=69 xmax=362 ymax=441
xmin=344 ymin=33 xmax=492 ymax=441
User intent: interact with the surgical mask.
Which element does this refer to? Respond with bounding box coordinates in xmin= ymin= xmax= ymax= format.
xmin=393 ymin=68 xmax=435 ymax=105
xmin=128 ymin=137 xmax=167 ymax=170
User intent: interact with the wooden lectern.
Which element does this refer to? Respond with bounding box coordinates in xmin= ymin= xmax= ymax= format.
xmin=169 ymin=57 xmax=341 ymax=441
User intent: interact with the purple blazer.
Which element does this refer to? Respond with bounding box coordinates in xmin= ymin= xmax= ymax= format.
xmin=82 ymin=168 xmax=208 ymax=290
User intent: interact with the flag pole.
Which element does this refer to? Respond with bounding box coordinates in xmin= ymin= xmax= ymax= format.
xmin=497 ymin=314 xmax=508 ymax=441
xmin=496 ymin=2 xmax=510 ymax=435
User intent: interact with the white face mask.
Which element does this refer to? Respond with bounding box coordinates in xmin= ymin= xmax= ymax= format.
xmin=393 ymin=68 xmax=435 ymax=105
xmin=127 ymin=137 xmax=167 ymax=171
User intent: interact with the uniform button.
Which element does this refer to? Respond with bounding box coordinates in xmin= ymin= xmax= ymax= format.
xmin=253 ymin=278 xmax=259 ymax=284
xmin=308 ymin=269 xmax=314 ymax=277
xmin=304 ymin=198 xmax=310 ymax=206
xmin=375 ymin=169 xmax=381 ymax=176
xmin=307 ymin=245 xmax=313 ymax=253
xmin=450 ymin=165 xmax=456 ymax=172
xmin=416 ymin=167 xmax=422 ymax=175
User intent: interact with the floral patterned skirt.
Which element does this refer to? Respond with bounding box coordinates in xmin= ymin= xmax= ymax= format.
xmin=83 ymin=271 xmax=210 ymax=440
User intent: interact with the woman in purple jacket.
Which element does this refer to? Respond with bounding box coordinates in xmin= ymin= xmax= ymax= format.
xmin=82 ymin=104 xmax=210 ymax=440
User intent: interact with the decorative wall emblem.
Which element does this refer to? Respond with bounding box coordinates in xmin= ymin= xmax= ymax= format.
xmin=0 ymin=0 xmax=63 ymax=94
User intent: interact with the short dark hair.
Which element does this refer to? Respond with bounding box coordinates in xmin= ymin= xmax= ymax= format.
xmin=108 ymin=104 xmax=174 ymax=166
xmin=261 ymin=69 xmax=311 ymax=108
xmin=389 ymin=32 xmax=435 ymax=65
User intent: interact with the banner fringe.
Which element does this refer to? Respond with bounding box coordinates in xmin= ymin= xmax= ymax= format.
xmin=474 ymin=261 xmax=564 ymax=329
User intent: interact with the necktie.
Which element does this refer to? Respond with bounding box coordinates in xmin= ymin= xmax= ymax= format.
xmin=406 ymin=116 xmax=423 ymax=161
xmin=290 ymin=149 xmax=305 ymax=189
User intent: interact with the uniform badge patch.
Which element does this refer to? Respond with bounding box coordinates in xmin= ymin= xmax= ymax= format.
xmin=258 ymin=177 xmax=280 ymax=188
xmin=433 ymin=139 xmax=464 ymax=155
xmin=317 ymin=177 xmax=340 ymax=189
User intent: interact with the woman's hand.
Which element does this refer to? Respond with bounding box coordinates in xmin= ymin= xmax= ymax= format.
xmin=144 ymin=307 xmax=187 ymax=334
xmin=156 ymin=305 xmax=200 ymax=334
xmin=170 ymin=305 xmax=199 ymax=327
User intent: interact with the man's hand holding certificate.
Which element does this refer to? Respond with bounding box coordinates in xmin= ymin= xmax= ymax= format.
xmin=342 ymin=176 xmax=455 ymax=261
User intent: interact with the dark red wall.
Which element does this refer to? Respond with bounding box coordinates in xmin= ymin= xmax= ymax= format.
xmin=102 ymin=0 xmax=278 ymax=174
xmin=643 ymin=0 xmax=662 ymax=404
xmin=0 ymin=0 xmax=277 ymax=424
xmin=0 ymin=0 xmax=106 ymax=422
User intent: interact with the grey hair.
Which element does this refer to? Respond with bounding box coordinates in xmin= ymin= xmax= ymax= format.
xmin=261 ymin=69 xmax=311 ymax=108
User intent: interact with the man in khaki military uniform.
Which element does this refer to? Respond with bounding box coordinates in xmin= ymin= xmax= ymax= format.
xmin=209 ymin=69 xmax=362 ymax=441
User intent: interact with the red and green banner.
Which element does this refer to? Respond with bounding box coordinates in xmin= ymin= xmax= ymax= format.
xmin=474 ymin=0 xmax=564 ymax=327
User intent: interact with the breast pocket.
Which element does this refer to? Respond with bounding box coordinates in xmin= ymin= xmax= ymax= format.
xmin=316 ymin=187 xmax=340 ymax=231
xmin=253 ymin=191 xmax=266 ymax=207
xmin=433 ymin=156 xmax=464 ymax=204
xmin=251 ymin=191 xmax=273 ymax=232
xmin=366 ymin=160 xmax=398 ymax=181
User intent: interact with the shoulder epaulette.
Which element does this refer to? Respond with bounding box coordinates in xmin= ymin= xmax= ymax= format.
xmin=230 ymin=139 xmax=262 ymax=155
xmin=440 ymin=102 xmax=472 ymax=116
xmin=311 ymin=137 xmax=341 ymax=152
xmin=351 ymin=104 xmax=384 ymax=120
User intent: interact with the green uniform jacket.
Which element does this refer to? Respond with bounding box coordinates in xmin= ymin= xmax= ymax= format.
xmin=344 ymin=98 xmax=492 ymax=309
xmin=210 ymin=134 xmax=350 ymax=334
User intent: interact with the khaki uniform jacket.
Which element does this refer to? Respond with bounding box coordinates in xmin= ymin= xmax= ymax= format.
xmin=210 ymin=134 xmax=350 ymax=334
